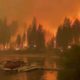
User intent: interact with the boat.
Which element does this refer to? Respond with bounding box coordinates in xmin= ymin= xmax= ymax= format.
xmin=1 ymin=60 xmax=39 ymax=72
xmin=1 ymin=60 xmax=26 ymax=71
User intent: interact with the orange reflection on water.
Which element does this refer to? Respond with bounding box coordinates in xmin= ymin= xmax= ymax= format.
xmin=43 ymin=71 xmax=57 ymax=80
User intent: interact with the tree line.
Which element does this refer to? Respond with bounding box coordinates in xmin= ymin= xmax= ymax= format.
xmin=0 ymin=17 xmax=80 ymax=50
xmin=56 ymin=17 xmax=80 ymax=50
xmin=0 ymin=18 xmax=18 ymax=48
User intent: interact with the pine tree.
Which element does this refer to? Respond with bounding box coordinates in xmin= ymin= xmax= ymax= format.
xmin=27 ymin=17 xmax=37 ymax=49
xmin=72 ymin=19 xmax=80 ymax=44
xmin=37 ymin=24 xmax=45 ymax=49
xmin=16 ymin=34 xmax=21 ymax=47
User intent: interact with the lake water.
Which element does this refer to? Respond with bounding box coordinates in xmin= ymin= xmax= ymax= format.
xmin=0 ymin=69 xmax=57 ymax=80
xmin=0 ymin=55 xmax=58 ymax=80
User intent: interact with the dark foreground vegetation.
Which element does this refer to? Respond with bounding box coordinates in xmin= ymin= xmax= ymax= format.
xmin=58 ymin=45 xmax=80 ymax=80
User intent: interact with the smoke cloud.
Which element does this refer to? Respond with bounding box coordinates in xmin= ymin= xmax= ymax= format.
xmin=0 ymin=0 xmax=80 ymax=34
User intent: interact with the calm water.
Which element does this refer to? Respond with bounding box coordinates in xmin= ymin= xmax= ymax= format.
xmin=0 ymin=70 xmax=57 ymax=80
xmin=0 ymin=55 xmax=58 ymax=80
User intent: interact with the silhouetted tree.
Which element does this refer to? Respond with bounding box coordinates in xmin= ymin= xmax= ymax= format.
xmin=56 ymin=25 xmax=63 ymax=48
xmin=0 ymin=18 xmax=11 ymax=46
xmin=0 ymin=18 xmax=19 ymax=48
xmin=56 ymin=18 xmax=72 ymax=49
xmin=27 ymin=17 xmax=37 ymax=49
xmin=37 ymin=24 xmax=45 ymax=49
xmin=22 ymin=32 xmax=26 ymax=45
xmin=16 ymin=34 xmax=21 ymax=47
xmin=27 ymin=18 xmax=46 ymax=51
xmin=62 ymin=18 xmax=72 ymax=48
xmin=0 ymin=19 xmax=4 ymax=44
xmin=72 ymin=19 xmax=80 ymax=44
xmin=27 ymin=26 xmax=33 ymax=48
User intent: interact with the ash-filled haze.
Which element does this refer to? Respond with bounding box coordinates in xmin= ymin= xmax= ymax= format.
xmin=0 ymin=0 xmax=80 ymax=35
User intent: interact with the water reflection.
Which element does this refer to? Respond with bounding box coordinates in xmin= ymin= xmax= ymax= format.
xmin=0 ymin=69 xmax=57 ymax=80
xmin=27 ymin=69 xmax=44 ymax=80
xmin=0 ymin=56 xmax=58 ymax=80
xmin=43 ymin=71 xmax=57 ymax=80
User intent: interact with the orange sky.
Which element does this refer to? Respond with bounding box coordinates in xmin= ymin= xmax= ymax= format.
xmin=0 ymin=0 xmax=80 ymax=36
